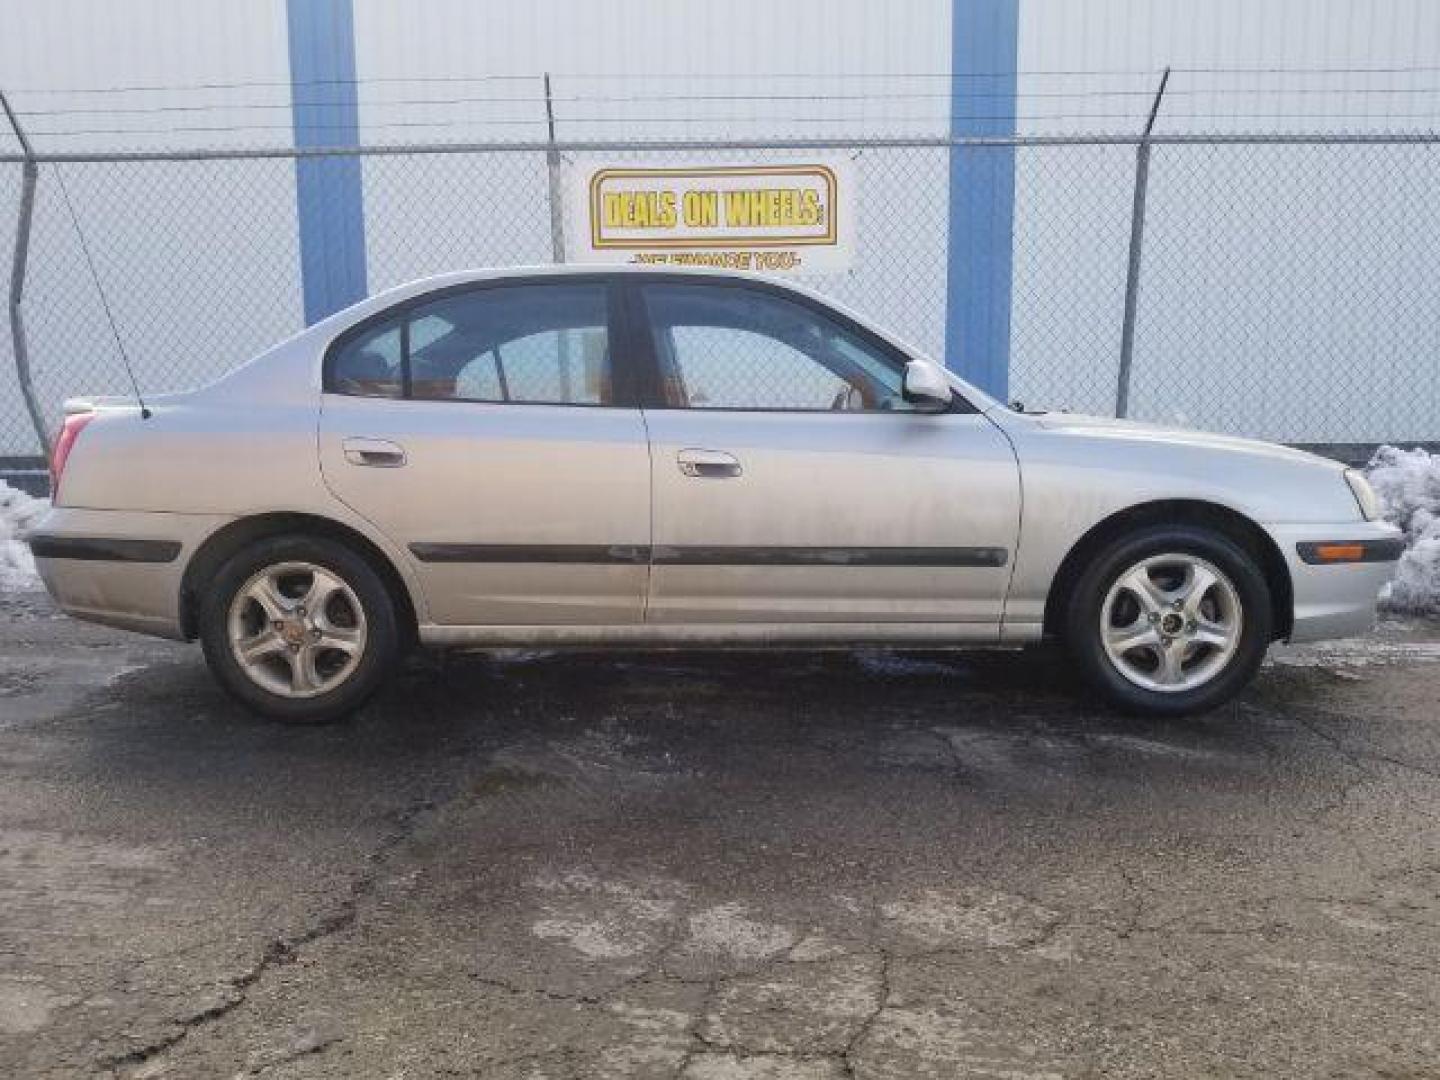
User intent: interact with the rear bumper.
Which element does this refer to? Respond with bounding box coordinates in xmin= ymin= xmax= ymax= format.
xmin=28 ymin=507 xmax=232 ymax=640
xmin=1267 ymin=520 xmax=1405 ymax=643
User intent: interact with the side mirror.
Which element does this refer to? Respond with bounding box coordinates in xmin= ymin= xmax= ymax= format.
xmin=902 ymin=360 xmax=952 ymax=411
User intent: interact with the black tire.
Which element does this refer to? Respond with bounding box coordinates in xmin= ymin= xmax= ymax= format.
xmin=198 ymin=534 xmax=401 ymax=723
xmin=1064 ymin=524 xmax=1273 ymax=716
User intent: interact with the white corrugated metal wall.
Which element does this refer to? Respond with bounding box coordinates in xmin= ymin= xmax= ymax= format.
xmin=1 ymin=1 xmax=1438 ymax=453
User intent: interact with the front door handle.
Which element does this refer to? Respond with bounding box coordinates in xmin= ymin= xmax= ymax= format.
xmin=342 ymin=436 xmax=407 ymax=468
xmin=677 ymin=448 xmax=742 ymax=479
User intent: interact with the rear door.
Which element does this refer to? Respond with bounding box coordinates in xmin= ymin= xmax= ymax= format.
xmin=318 ymin=277 xmax=652 ymax=627
xmin=628 ymin=278 xmax=1020 ymax=630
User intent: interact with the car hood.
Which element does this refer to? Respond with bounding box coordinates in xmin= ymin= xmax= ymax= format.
xmin=1022 ymin=412 xmax=1345 ymax=472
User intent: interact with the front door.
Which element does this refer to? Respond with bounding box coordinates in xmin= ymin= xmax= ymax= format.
xmin=629 ymin=279 xmax=1021 ymax=631
xmin=318 ymin=278 xmax=651 ymax=626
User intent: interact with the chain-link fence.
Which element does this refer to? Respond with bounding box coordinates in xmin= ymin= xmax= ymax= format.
xmin=3 ymin=133 xmax=1439 ymax=462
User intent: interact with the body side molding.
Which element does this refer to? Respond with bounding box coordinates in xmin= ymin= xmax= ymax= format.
xmin=408 ymin=543 xmax=1009 ymax=568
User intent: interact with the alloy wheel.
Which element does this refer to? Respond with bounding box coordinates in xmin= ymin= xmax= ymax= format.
xmin=1099 ymin=552 xmax=1243 ymax=693
xmin=226 ymin=561 xmax=368 ymax=698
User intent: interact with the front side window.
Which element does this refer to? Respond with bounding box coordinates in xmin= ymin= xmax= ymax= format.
xmin=640 ymin=284 xmax=917 ymax=412
xmin=328 ymin=282 xmax=613 ymax=405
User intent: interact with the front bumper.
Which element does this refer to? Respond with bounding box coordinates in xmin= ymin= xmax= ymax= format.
xmin=28 ymin=507 xmax=232 ymax=640
xmin=1267 ymin=520 xmax=1405 ymax=643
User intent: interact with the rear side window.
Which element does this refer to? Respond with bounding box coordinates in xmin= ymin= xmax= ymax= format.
xmin=327 ymin=282 xmax=613 ymax=405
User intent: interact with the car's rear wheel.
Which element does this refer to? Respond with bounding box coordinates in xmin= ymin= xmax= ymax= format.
xmin=1064 ymin=525 xmax=1273 ymax=715
xmin=199 ymin=535 xmax=400 ymax=723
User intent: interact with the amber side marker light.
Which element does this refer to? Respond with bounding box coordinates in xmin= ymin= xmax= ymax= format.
xmin=1298 ymin=538 xmax=1405 ymax=566
xmin=1311 ymin=543 xmax=1366 ymax=563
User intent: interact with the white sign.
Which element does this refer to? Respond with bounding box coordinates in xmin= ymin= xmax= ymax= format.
xmin=564 ymin=159 xmax=854 ymax=274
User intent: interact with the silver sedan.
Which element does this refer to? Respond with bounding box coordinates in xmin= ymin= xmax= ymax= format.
xmin=28 ymin=267 xmax=1402 ymax=722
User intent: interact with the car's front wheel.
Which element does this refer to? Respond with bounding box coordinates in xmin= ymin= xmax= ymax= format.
xmin=1065 ymin=525 xmax=1273 ymax=715
xmin=199 ymin=535 xmax=400 ymax=723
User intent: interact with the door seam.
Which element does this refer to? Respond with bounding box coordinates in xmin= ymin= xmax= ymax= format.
xmin=639 ymin=406 xmax=656 ymax=623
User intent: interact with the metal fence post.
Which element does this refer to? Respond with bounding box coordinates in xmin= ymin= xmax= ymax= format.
xmin=1 ymin=88 xmax=50 ymax=460
xmin=544 ymin=73 xmax=566 ymax=264
xmin=543 ymin=73 xmax=576 ymax=399
xmin=1115 ymin=68 xmax=1170 ymax=419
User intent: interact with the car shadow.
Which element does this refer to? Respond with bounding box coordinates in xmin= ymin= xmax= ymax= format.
xmin=63 ymin=643 xmax=1317 ymax=804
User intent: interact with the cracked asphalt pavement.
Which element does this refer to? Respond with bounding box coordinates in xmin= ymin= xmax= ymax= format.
xmin=2 ymin=589 xmax=1439 ymax=1078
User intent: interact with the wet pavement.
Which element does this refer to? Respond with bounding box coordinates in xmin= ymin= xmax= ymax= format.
xmin=1 ymin=589 xmax=1438 ymax=1078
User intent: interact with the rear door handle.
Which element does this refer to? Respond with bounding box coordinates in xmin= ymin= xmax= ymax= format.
xmin=342 ymin=437 xmax=407 ymax=468
xmin=677 ymin=448 xmax=742 ymax=478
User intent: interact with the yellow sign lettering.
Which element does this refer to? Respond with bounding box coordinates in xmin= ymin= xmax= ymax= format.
xmin=603 ymin=190 xmax=677 ymax=229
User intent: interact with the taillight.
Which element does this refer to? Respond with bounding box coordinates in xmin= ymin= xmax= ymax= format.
xmin=50 ymin=411 xmax=95 ymax=498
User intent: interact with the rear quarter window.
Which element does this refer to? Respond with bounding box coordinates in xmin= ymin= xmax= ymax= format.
xmin=330 ymin=324 xmax=403 ymax=398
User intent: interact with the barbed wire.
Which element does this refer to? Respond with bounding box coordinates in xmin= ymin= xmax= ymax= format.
xmin=0 ymin=70 xmax=1161 ymax=94
xmin=22 ymin=83 xmax=1440 ymax=121
xmin=7 ymin=66 xmax=1440 ymax=148
xmin=24 ymin=112 xmax=1440 ymax=140
xmin=16 ymin=64 xmax=1440 ymax=97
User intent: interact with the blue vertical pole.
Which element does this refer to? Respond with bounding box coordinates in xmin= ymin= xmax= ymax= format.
xmin=287 ymin=0 xmax=366 ymax=324
xmin=945 ymin=0 xmax=1018 ymax=400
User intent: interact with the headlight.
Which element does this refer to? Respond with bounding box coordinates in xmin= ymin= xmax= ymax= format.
xmin=1344 ymin=469 xmax=1382 ymax=521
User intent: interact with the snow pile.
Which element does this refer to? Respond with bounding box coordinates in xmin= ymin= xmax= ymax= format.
xmin=0 ymin=481 xmax=49 ymax=591
xmin=1365 ymin=445 xmax=1440 ymax=614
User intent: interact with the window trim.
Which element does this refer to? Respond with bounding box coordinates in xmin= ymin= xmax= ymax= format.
xmin=621 ymin=274 xmax=977 ymax=415
xmin=322 ymin=274 xmax=638 ymax=408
